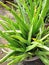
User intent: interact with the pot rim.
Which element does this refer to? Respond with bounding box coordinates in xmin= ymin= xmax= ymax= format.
xmin=24 ymin=56 xmax=39 ymax=62
xmin=45 ymin=23 xmax=49 ymax=28
xmin=45 ymin=23 xmax=49 ymax=25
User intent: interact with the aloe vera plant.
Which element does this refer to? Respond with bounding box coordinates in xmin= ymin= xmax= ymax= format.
xmin=0 ymin=0 xmax=49 ymax=65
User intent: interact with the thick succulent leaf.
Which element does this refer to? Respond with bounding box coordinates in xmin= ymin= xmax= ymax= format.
xmin=26 ymin=42 xmax=38 ymax=52
xmin=36 ymin=51 xmax=49 ymax=55
xmin=0 ymin=2 xmax=28 ymax=37
xmin=29 ymin=0 xmax=34 ymax=18
xmin=16 ymin=0 xmax=29 ymax=29
xmin=0 ymin=43 xmax=24 ymax=52
xmin=28 ymin=24 xmax=33 ymax=44
xmin=11 ymin=34 xmax=28 ymax=44
xmin=0 ymin=50 xmax=15 ymax=63
xmin=0 ymin=0 xmax=49 ymax=65
xmin=0 ymin=20 xmax=10 ymax=30
xmin=16 ymin=0 xmax=26 ymax=23
xmin=40 ymin=34 xmax=49 ymax=41
xmin=20 ymin=0 xmax=32 ymax=22
xmin=32 ymin=0 xmax=42 ymax=34
xmin=0 ymin=43 xmax=9 ymax=48
xmin=36 ymin=20 xmax=44 ymax=40
xmin=0 ymin=2 xmax=22 ymax=23
xmin=38 ymin=44 xmax=49 ymax=51
xmin=35 ymin=0 xmax=49 ymax=33
xmin=0 ymin=15 xmax=18 ymax=30
xmin=39 ymin=55 xmax=49 ymax=65
xmin=6 ymin=1 xmax=18 ymax=8
xmin=41 ymin=0 xmax=49 ymax=18
xmin=2 ymin=30 xmax=21 ymax=34
xmin=9 ymin=47 xmax=25 ymax=52
xmin=36 ymin=50 xmax=49 ymax=65
xmin=0 ymin=31 xmax=19 ymax=47
xmin=7 ymin=54 xmax=28 ymax=65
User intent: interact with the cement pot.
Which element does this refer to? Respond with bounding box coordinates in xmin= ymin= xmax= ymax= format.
xmin=23 ymin=56 xmax=45 ymax=65
xmin=45 ymin=23 xmax=49 ymax=28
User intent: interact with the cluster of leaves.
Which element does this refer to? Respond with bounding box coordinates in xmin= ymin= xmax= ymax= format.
xmin=0 ymin=0 xmax=49 ymax=65
xmin=44 ymin=10 xmax=49 ymax=23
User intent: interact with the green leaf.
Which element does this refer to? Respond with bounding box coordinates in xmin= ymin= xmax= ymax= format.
xmin=26 ymin=42 xmax=38 ymax=52
xmin=39 ymin=55 xmax=49 ymax=65
xmin=0 ymin=50 xmax=15 ymax=63
xmin=0 ymin=20 xmax=10 ymax=30
xmin=38 ymin=44 xmax=49 ymax=51
xmin=0 ymin=2 xmax=28 ymax=36
xmin=41 ymin=0 xmax=49 ymax=18
xmin=6 ymin=1 xmax=18 ymax=8
xmin=0 ymin=43 xmax=9 ymax=48
xmin=0 ymin=31 xmax=19 ymax=47
xmin=36 ymin=51 xmax=49 ymax=55
xmin=32 ymin=0 xmax=42 ymax=34
xmin=11 ymin=34 xmax=27 ymax=44
xmin=29 ymin=0 xmax=34 ymax=18
xmin=28 ymin=24 xmax=33 ymax=44
xmin=20 ymin=0 xmax=32 ymax=22
xmin=7 ymin=54 xmax=28 ymax=65
xmin=36 ymin=50 xmax=49 ymax=65
xmin=35 ymin=0 xmax=49 ymax=33
xmin=0 ymin=15 xmax=16 ymax=30
xmin=40 ymin=34 xmax=49 ymax=41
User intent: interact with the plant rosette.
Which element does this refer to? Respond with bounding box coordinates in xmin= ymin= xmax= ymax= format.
xmin=0 ymin=0 xmax=49 ymax=65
